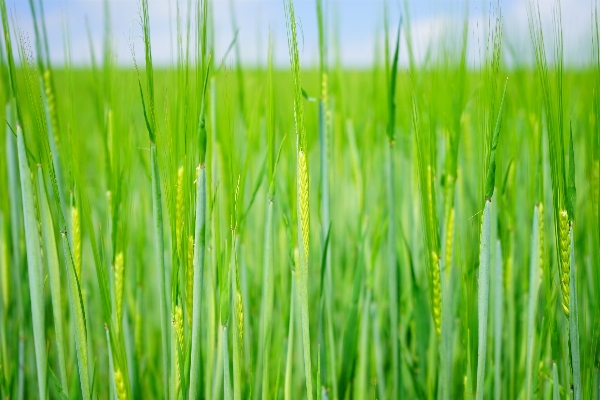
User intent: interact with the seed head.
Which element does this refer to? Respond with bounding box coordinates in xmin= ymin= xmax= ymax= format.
xmin=431 ymin=251 xmax=442 ymax=338
xmin=558 ymin=210 xmax=570 ymax=318
xmin=114 ymin=368 xmax=126 ymax=400
xmin=298 ymin=149 xmax=310 ymax=264
xmin=114 ymin=252 xmax=124 ymax=329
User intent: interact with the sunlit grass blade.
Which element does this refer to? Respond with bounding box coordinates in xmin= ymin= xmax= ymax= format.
xmin=15 ymin=126 xmax=47 ymax=400
xmin=525 ymin=205 xmax=541 ymax=397
xmin=36 ymin=166 xmax=68 ymax=396
xmin=284 ymin=269 xmax=297 ymax=400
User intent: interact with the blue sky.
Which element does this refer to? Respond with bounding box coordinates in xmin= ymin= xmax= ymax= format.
xmin=6 ymin=0 xmax=595 ymax=67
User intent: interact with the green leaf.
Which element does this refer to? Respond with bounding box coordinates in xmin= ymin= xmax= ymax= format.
xmin=485 ymin=78 xmax=508 ymax=200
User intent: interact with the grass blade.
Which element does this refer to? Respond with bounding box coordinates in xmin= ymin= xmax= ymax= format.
xmin=150 ymin=143 xmax=170 ymax=399
xmin=525 ymin=206 xmax=541 ymax=397
xmin=15 ymin=126 xmax=47 ymax=400
xmin=189 ymin=166 xmax=207 ymax=400
xmin=36 ymin=166 xmax=68 ymax=396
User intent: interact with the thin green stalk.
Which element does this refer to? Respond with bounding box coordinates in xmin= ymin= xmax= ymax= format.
xmin=232 ymin=237 xmax=242 ymax=400
xmin=212 ymin=313 xmax=223 ymax=400
xmin=150 ymin=143 xmax=170 ymax=399
xmin=493 ymin=240 xmax=503 ymax=400
xmin=476 ymin=200 xmax=491 ymax=400
xmin=223 ymin=326 xmax=232 ymax=400
xmin=106 ymin=327 xmax=116 ymax=400
xmin=355 ymin=290 xmax=371 ymax=399
xmin=261 ymin=199 xmax=274 ymax=400
xmin=189 ymin=165 xmax=206 ymax=400
xmin=371 ymin=302 xmax=386 ymax=400
xmin=386 ymin=17 xmax=401 ymax=399
xmin=316 ymin=0 xmax=333 ymax=394
xmin=440 ymin=247 xmax=453 ymax=400
xmin=61 ymin=212 xmax=90 ymax=400
xmin=284 ymin=269 xmax=297 ymax=400
xmin=36 ymin=167 xmax=68 ymax=395
xmin=568 ymin=227 xmax=581 ymax=399
xmin=552 ymin=362 xmax=560 ymax=400
xmin=526 ymin=206 xmax=541 ymax=397
xmin=386 ymin=138 xmax=399 ymax=400
xmin=16 ymin=126 xmax=47 ymax=400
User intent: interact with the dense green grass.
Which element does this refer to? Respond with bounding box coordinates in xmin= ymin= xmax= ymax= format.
xmin=1 ymin=0 xmax=600 ymax=399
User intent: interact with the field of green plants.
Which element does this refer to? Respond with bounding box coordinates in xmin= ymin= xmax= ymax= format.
xmin=0 ymin=0 xmax=599 ymax=398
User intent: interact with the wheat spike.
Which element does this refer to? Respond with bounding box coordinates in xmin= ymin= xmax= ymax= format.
xmin=558 ymin=210 xmax=570 ymax=318
xmin=236 ymin=282 xmax=244 ymax=356
xmin=431 ymin=251 xmax=442 ymax=338
xmin=114 ymin=368 xmax=126 ymax=400
xmin=114 ymin=252 xmax=124 ymax=329
xmin=298 ymin=149 xmax=310 ymax=263
xmin=173 ymin=305 xmax=184 ymax=395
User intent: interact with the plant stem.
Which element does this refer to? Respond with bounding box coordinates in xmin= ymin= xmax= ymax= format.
xmin=526 ymin=206 xmax=541 ymax=397
xmin=387 ymin=140 xmax=399 ymax=399
xmin=151 ymin=143 xmax=170 ymax=399
xmin=569 ymin=227 xmax=581 ymax=399
xmin=476 ymin=200 xmax=491 ymax=400
xmin=36 ymin=166 xmax=68 ymax=395
xmin=16 ymin=127 xmax=47 ymax=400
xmin=261 ymin=199 xmax=274 ymax=400
xmin=189 ymin=165 xmax=207 ymax=400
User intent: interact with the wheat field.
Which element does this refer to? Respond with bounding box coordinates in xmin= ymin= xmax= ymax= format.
xmin=0 ymin=0 xmax=599 ymax=399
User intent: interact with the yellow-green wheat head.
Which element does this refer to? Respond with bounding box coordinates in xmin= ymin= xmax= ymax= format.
xmin=558 ymin=210 xmax=570 ymax=318
xmin=173 ymin=304 xmax=184 ymax=394
xmin=298 ymin=149 xmax=310 ymax=264
xmin=114 ymin=368 xmax=126 ymax=400
xmin=431 ymin=251 xmax=442 ymax=338
xmin=114 ymin=252 xmax=124 ymax=329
